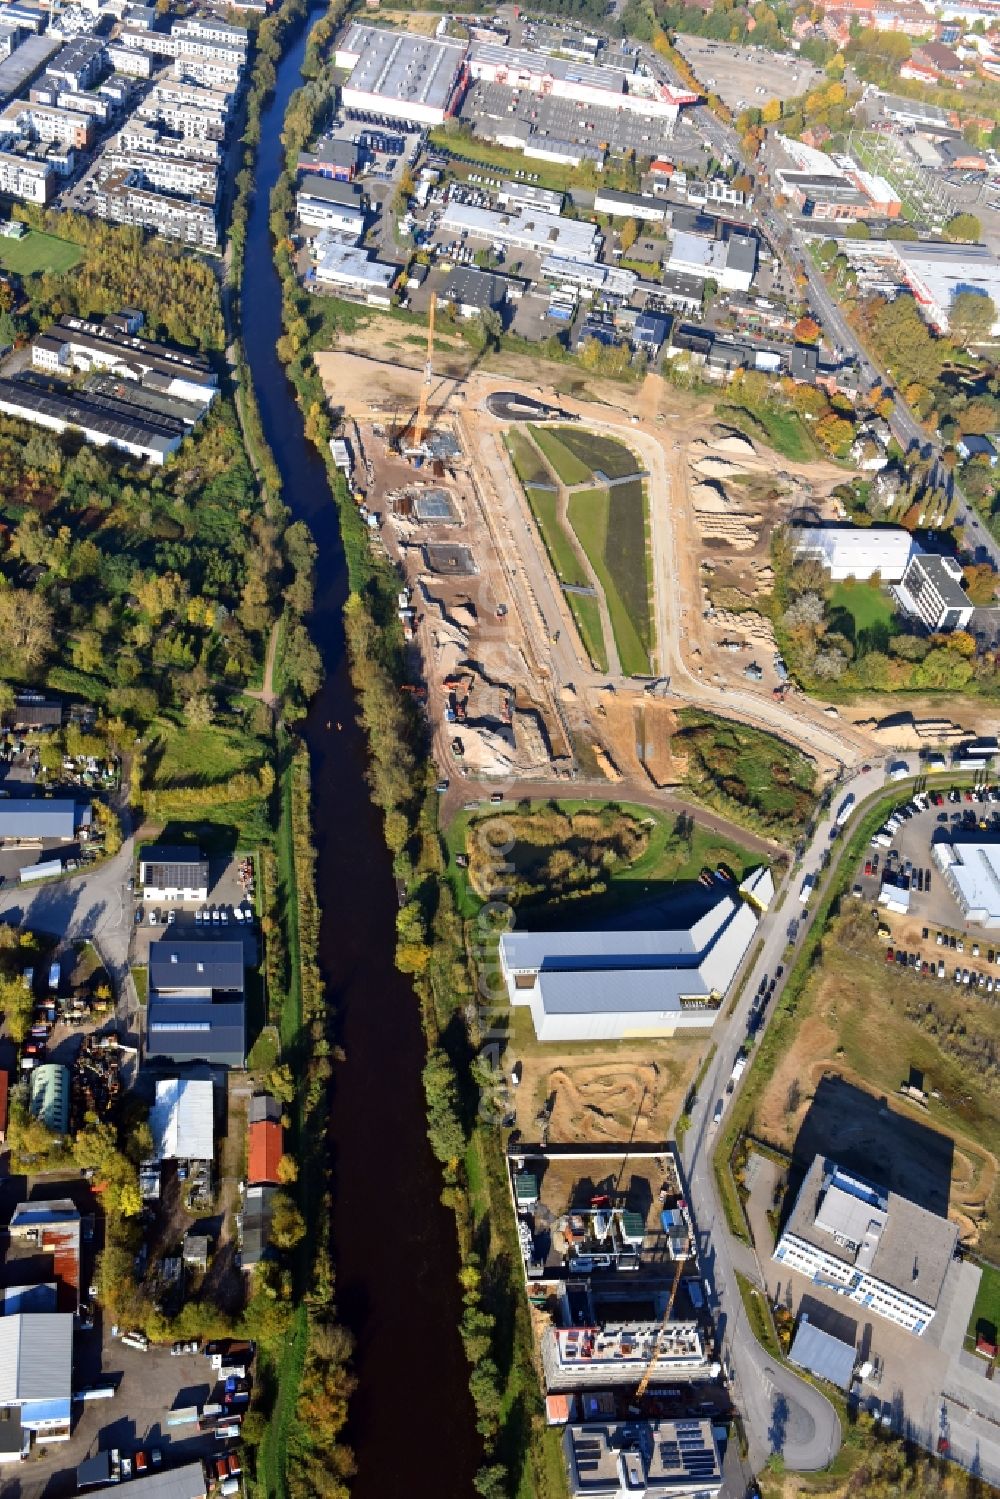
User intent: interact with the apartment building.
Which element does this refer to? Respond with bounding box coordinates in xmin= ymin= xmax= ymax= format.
xmin=171 ymin=52 xmax=242 ymax=91
xmin=0 ymin=100 xmax=93 ymax=148
xmin=107 ymin=41 xmax=153 ymax=77
xmin=0 ymin=146 xmax=52 ymax=201
xmin=118 ymin=120 xmax=220 ymax=162
xmin=93 ymin=170 xmax=218 ymax=247
xmin=138 ymin=80 xmax=231 ymax=137
xmin=105 ymin=146 xmax=216 ymax=199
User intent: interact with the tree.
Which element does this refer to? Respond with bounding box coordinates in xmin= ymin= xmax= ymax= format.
xmin=793 ymin=316 xmax=821 ymax=344
xmin=950 ymin=291 xmax=996 ymax=348
xmin=620 ymin=217 xmax=638 ymax=253
xmin=184 ymin=691 xmax=215 ymax=728
xmin=762 ymin=98 xmax=782 ymax=124
xmin=276 ymin=1153 xmax=299 ymax=1184
xmin=270 ymin=1190 xmax=307 ymax=1250
xmin=943 ymin=211 xmax=981 ymax=243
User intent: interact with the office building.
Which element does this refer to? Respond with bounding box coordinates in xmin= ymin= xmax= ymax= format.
xmin=335 ymin=25 xmax=466 ymax=127
xmin=667 ymin=230 xmax=756 ymax=291
xmin=773 ymin=1156 xmax=958 ymax=1334
xmin=499 ymin=891 xmax=760 ymax=1041
xmin=792 ymin=525 xmax=914 ymax=583
xmin=895 ymin=551 xmax=973 ymax=631
xmin=139 ymin=844 xmax=209 ymax=903
xmin=562 ymin=1419 xmax=723 ymax=1499
xmin=147 ymin=939 xmax=246 ymax=1068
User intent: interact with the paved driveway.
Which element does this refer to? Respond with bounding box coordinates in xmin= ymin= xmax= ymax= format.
xmin=0 ymin=838 xmax=135 ymax=989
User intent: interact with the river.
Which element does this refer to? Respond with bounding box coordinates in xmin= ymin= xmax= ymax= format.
xmin=240 ymin=14 xmax=480 ymax=1495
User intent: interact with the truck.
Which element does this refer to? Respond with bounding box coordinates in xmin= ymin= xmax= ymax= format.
xmin=834 ymin=793 xmax=856 ymax=828
xmin=799 ymin=873 xmax=815 ymax=904
xmin=726 ymin=1052 xmax=748 ymax=1095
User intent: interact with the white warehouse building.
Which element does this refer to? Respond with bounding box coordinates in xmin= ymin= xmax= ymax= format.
xmin=792 ymin=525 xmax=915 ymax=583
xmin=893 ymin=240 xmax=1000 ymax=337
xmin=440 ymin=200 xmax=600 ymax=259
xmin=467 ymin=40 xmax=697 ymax=122
xmin=773 ymin=1156 xmax=957 ymax=1335
xmin=499 ymin=878 xmax=770 ymax=1042
xmin=933 ymin=837 xmax=1000 ymax=927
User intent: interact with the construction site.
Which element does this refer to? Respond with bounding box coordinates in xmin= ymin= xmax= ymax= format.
xmin=317 ymin=309 xmax=1000 ymax=796
xmin=507 ymin=1143 xmax=729 ymax=1423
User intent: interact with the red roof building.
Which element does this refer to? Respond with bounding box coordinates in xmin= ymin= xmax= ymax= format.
xmin=248 ymin=1118 xmax=282 ymax=1185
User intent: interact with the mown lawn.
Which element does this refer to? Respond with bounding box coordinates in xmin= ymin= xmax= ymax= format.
xmin=568 ymin=486 xmax=651 ymax=676
xmin=0 ymin=229 xmax=83 ymax=275
xmin=528 ymin=424 xmax=592 ymax=485
xmin=554 ymin=427 xmax=642 ymax=479
xmin=504 ymin=428 xmax=554 ymax=489
xmin=567 ymin=590 xmax=608 ymax=673
xmin=967 ymin=1262 xmax=1000 ymax=1351
xmin=829 ymin=579 xmax=895 ymax=632
xmin=524 ymin=485 xmax=584 ymax=586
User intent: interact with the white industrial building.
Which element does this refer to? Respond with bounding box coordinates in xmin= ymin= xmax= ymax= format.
xmin=792 ymin=526 xmax=914 ymax=583
xmin=667 ymin=230 xmax=757 ymax=291
xmin=894 ymin=551 xmax=973 ymax=632
xmin=313 ymin=235 xmax=395 ymax=302
xmin=440 ymin=200 xmax=600 ymax=259
xmin=467 ymin=40 xmax=696 ymax=123
xmin=934 ymin=837 xmax=1000 ymax=927
xmin=335 ymin=25 xmax=466 ymax=127
xmin=773 ymin=1156 xmax=957 ymax=1335
xmin=150 ymin=1077 xmax=214 ymax=1163
xmin=0 ymin=1313 xmax=74 ymax=1441
xmin=892 ymin=240 xmax=1000 ymax=336
xmin=499 ymin=889 xmax=760 ymax=1042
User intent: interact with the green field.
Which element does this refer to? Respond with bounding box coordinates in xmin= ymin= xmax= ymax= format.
xmin=527 ymin=424 xmax=591 ymax=485
xmin=567 ymin=591 xmax=609 ymax=673
xmin=521 ymin=481 xmax=609 ymax=671
xmin=568 ymin=484 xmax=652 ymax=676
xmin=554 ymin=427 xmax=643 ymax=480
xmin=0 ymin=229 xmax=83 ymax=275
xmin=829 ymin=579 xmax=895 ymax=633
xmin=967 ymin=1262 xmax=1000 ymax=1351
xmin=504 ymin=428 xmax=553 ymax=489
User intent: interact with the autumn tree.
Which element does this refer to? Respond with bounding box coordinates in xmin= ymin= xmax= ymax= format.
xmin=950 ymin=291 xmax=996 ymax=348
xmin=944 ymin=211 xmax=981 ymax=243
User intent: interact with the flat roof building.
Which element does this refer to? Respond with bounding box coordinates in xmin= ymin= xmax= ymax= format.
xmin=934 ymin=836 xmax=1000 ymax=927
xmin=0 ymin=797 xmax=81 ymax=842
xmin=774 ymin=1155 xmax=958 ymax=1334
xmin=500 ymin=891 xmax=760 ymax=1042
xmin=312 ymin=234 xmax=396 ymax=299
xmin=139 ymin=844 xmax=209 ymax=903
xmin=82 ymin=1461 xmax=207 ymax=1499
xmin=562 ymin=1418 xmax=722 ymax=1499
xmin=335 ymin=25 xmax=466 ymax=127
xmin=440 ymin=200 xmax=600 ymax=259
xmin=793 ymin=525 xmax=914 ymax=583
xmin=895 ymin=551 xmax=973 ymax=633
xmin=892 ymin=240 xmax=1000 ymax=336
xmin=542 ymin=1321 xmax=709 ymax=1391
xmin=789 ymin=1315 xmax=856 ymax=1391
xmin=440 ymin=264 xmax=507 ymax=317
xmin=467 ymin=39 xmax=696 ymax=122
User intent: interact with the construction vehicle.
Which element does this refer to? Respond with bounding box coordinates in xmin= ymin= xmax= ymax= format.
xmin=411 ymin=292 xmax=436 ymax=453
xmin=635 ymin=1254 xmax=686 ymax=1400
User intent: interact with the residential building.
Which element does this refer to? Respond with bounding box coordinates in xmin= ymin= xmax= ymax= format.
xmin=773 ymin=1155 xmax=958 ymax=1334
xmin=792 ymin=525 xmax=914 ymax=583
xmin=31 ymin=313 xmax=217 ymax=407
xmin=139 ymin=844 xmax=209 ymax=903
xmin=0 ymin=100 xmax=95 ymax=149
xmin=172 ymin=53 xmax=244 ymax=92
xmin=542 ymin=1320 xmax=710 ymax=1391
xmin=894 ymin=551 xmax=973 ymax=631
xmin=29 ymin=1063 xmax=70 ymax=1135
xmin=0 ymin=1313 xmax=73 ymax=1441
xmin=562 ymin=1419 xmax=723 ymax=1499
xmin=147 ymin=939 xmax=246 ymax=1068
xmin=248 ymin=1093 xmax=282 ymax=1185
xmin=104 ymin=147 xmax=217 ymax=199
xmin=8 ymin=1199 xmax=80 ymax=1311
xmin=335 ymin=25 xmax=467 ymax=127
xmin=934 ymin=836 xmax=1000 ymax=927
xmin=499 ymin=890 xmax=760 ymax=1042
xmin=150 ymin=1077 xmax=214 ymax=1162
xmin=0 ymin=148 xmax=53 ymax=203
xmin=92 ymin=169 xmax=219 ymax=249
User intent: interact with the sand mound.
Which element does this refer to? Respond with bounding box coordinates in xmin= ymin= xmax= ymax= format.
xmin=710 ymin=426 xmax=757 ymax=457
xmin=691 ymin=480 xmax=730 ymax=511
xmin=693 ymin=455 xmax=752 ymax=480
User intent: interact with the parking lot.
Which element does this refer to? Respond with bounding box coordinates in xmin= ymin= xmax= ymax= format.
xmin=673 ymin=36 xmax=822 ymax=113
xmin=853 ymin=783 xmax=1000 ymax=988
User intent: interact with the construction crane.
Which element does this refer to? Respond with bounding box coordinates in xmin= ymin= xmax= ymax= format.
xmin=635 ymin=1255 xmax=686 ymax=1401
xmin=411 ymin=291 xmax=436 ymax=452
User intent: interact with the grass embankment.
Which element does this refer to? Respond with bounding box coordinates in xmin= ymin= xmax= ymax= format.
xmin=0 ymin=228 xmax=83 ymax=274
xmin=504 ymin=431 xmax=609 ymax=670
xmin=568 ymin=481 xmax=651 ymax=676
xmin=528 ymin=424 xmax=591 ymax=486
xmin=717 ymin=400 xmax=820 ymax=465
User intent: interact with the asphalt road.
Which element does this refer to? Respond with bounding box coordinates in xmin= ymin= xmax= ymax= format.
xmin=0 ymin=838 xmax=135 ymax=989
xmin=679 ymin=759 xmax=891 ymax=1473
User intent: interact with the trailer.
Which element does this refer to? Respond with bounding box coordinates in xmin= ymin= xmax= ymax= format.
xmin=20 ymin=859 xmax=62 ymax=885
xmin=834 ymin=793 xmax=856 ymax=828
